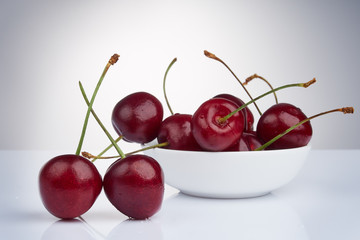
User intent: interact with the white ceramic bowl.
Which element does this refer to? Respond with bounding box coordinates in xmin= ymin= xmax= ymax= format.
xmin=144 ymin=143 xmax=311 ymax=199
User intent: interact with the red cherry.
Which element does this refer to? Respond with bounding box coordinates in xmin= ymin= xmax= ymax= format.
xmin=157 ymin=113 xmax=202 ymax=151
xmin=191 ymin=98 xmax=244 ymax=151
xmin=214 ymin=93 xmax=254 ymax=131
xmin=112 ymin=92 xmax=164 ymax=144
xmin=39 ymin=154 xmax=102 ymax=219
xmin=256 ymin=103 xmax=312 ymax=149
xmin=103 ymin=155 xmax=164 ymax=220
xmin=226 ymin=131 xmax=263 ymax=151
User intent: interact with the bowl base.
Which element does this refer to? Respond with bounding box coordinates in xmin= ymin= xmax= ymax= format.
xmin=180 ymin=190 xmax=271 ymax=199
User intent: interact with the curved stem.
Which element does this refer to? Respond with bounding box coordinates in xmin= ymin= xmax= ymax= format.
xmin=244 ymin=74 xmax=278 ymax=104
xmin=163 ymin=58 xmax=177 ymax=115
xmin=79 ymin=81 xmax=126 ymax=159
xmin=75 ymin=54 xmax=119 ymax=155
xmin=82 ymin=142 xmax=169 ymax=161
xmin=204 ymin=50 xmax=262 ymax=116
xmin=218 ymin=78 xmax=316 ymax=123
xmin=255 ymin=107 xmax=354 ymax=151
xmin=92 ymin=136 xmax=122 ymax=162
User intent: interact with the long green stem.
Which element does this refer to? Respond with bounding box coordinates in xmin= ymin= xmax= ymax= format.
xmin=75 ymin=54 xmax=119 ymax=155
xmin=163 ymin=58 xmax=177 ymax=115
xmin=92 ymin=136 xmax=122 ymax=162
xmin=219 ymin=78 xmax=316 ymax=123
xmin=204 ymin=50 xmax=262 ymax=116
xmin=79 ymin=81 xmax=126 ymax=159
xmin=82 ymin=142 xmax=169 ymax=160
xmin=255 ymin=107 xmax=354 ymax=151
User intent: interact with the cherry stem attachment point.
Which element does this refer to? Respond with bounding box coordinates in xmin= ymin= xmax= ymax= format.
xmin=204 ymin=50 xmax=262 ymax=116
xmin=244 ymin=74 xmax=278 ymax=104
xmin=163 ymin=58 xmax=177 ymax=115
xmin=255 ymin=107 xmax=354 ymax=151
xmin=82 ymin=142 xmax=169 ymax=161
xmin=75 ymin=54 xmax=119 ymax=156
xmin=79 ymin=81 xmax=126 ymax=159
xmin=218 ymin=78 xmax=316 ymax=123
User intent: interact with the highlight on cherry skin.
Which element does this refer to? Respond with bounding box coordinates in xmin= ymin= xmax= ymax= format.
xmin=39 ymin=154 xmax=102 ymax=219
xmin=103 ymin=154 xmax=165 ymax=220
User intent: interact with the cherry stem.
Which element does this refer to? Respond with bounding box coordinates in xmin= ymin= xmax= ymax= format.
xmin=204 ymin=50 xmax=262 ymax=116
xmin=79 ymin=81 xmax=126 ymax=159
xmin=255 ymin=107 xmax=354 ymax=151
xmin=244 ymin=74 xmax=278 ymax=104
xmin=163 ymin=58 xmax=177 ymax=115
xmin=75 ymin=54 xmax=119 ymax=156
xmin=92 ymin=135 xmax=122 ymax=162
xmin=82 ymin=142 xmax=169 ymax=161
xmin=218 ymin=78 xmax=316 ymax=123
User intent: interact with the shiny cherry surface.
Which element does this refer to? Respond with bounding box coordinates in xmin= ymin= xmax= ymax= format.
xmin=157 ymin=113 xmax=202 ymax=151
xmin=39 ymin=154 xmax=102 ymax=219
xmin=226 ymin=131 xmax=263 ymax=151
xmin=103 ymin=155 xmax=164 ymax=220
xmin=214 ymin=93 xmax=254 ymax=131
xmin=191 ymin=98 xmax=244 ymax=151
xmin=256 ymin=103 xmax=312 ymax=149
xmin=112 ymin=92 xmax=163 ymax=144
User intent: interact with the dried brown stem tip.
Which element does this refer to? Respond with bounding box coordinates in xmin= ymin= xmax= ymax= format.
xmin=81 ymin=151 xmax=94 ymax=159
xmin=244 ymin=74 xmax=260 ymax=85
xmin=204 ymin=50 xmax=218 ymax=60
xmin=342 ymin=107 xmax=354 ymax=114
xmin=109 ymin=54 xmax=120 ymax=65
xmin=303 ymin=78 xmax=316 ymax=88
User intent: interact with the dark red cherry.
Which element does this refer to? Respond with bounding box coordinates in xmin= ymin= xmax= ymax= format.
xmin=214 ymin=93 xmax=254 ymax=131
xmin=39 ymin=154 xmax=102 ymax=219
xmin=157 ymin=113 xmax=202 ymax=151
xmin=226 ymin=131 xmax=263 ymax=151
xmin=103 ymin=155 xmax=164 ymax=220
xmin=112 ymin=92 xmax=164 ymax=144
xmin=257 ymin=103 xmax=312 ymax=149
xmin=191 ymin=98 xmax=244 ymax=151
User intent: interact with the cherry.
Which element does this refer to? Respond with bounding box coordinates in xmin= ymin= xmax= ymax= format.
xmin=39 ymin=154 xmax=102 ymax=219
xmin=227 ymin=131 xmax=263 ymax=151
xmin=112 ymin=92 xmax=164 ymax=144
xmin=103 ymin=155 xmax=164 ymax=220
xmin=214 ymin=93 xmax=254 ymax=131
xmin=191 ymin=98 xmax=244 ymax=151
xmin=256 ymin=103 xmax=312 ymax=149
xmin=157 ymin=113 xmax=202 ymax=151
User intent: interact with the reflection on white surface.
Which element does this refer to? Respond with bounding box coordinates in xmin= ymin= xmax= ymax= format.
xmin=160 ymin=193 xmax=309 ymax=240
xmin=107 ymin=219 xmax=163 ymax=240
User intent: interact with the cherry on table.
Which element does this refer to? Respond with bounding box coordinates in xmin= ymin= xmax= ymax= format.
xmin=191 ymin=98 xmax=244 ymax=151
xmin=103 ymin=154 xmax=164 ymax=220
xmin=39 ymin=154 xmax=102 ymax=219
xmin=112 ymin=92 xmax=164 ymax=144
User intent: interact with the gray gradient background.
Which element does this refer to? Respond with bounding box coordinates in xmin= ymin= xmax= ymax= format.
xmin=1 ymin=0 xmax=359 ymax=152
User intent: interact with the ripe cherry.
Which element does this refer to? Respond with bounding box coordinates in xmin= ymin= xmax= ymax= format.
xmin=256 ymin=103 xmax=312 ymax=149
xmin=214 ymin=93 xmax=254 ymax=131
xmin=112 ymin=92 xmax=164 ymax=144
xmin=227 ymin=131 xmax=263 ymax=151
xmin=157 ymin=113 xmax=202 ymax=151
xmin=191 ymin=98 xmax=244 ymax=151
xmin=103 ymin=155 xmax=164 ymax=220
xmin=39 ymin=154 xmax=102 ymax=219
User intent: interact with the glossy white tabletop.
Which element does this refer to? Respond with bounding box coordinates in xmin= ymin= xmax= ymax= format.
xmin=1 ymin=149 xmax=359 ymax=240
